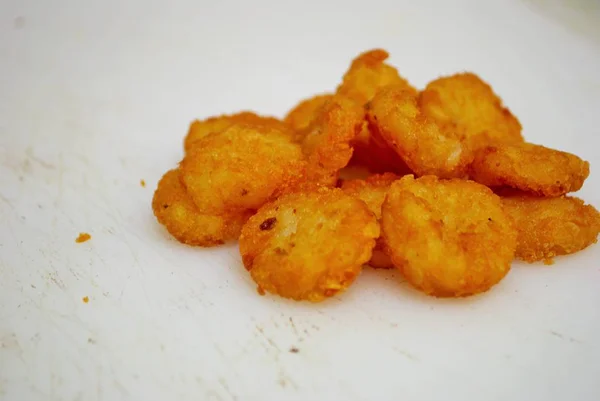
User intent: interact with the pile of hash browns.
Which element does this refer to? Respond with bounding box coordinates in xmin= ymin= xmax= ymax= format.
xmin=153 ymin=49 xmax=600 ymax=301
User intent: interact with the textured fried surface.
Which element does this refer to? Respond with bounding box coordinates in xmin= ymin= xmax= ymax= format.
xmin=367 ymin=86 xmax=472 ymax=178
xmin=471 ymin=142 xmax=589 ymax=197
xmin=502 ymin=194 xmax=600 ymax=262
xmin=181 ymin=125 xmax=306 ymax=214
xmin=284 ymin=94 xmax=333 ymax=140
xmin=341 ymin=173 xmax=400 ymax=219
xmin=419 ymin=73 xmax=522 ymax=150
xmin=336 ymin=49 xmax=416 ymax=106
xmin=239 ymin=188 xmax=379 ymax=302
xmin=335 ymin=49 xmax=416 ymax=173
xmin=152 ymin=169 xmax=251 ymax=246
xmin=301 ymin=96 xmax=364 ymax=186
xmin=342 ymin=173 xmax=400 ymax=268
xmin=382 ymin=175 xmax=516 ymax=297
xmin=184 ymin=112 xmax=293 ymax=152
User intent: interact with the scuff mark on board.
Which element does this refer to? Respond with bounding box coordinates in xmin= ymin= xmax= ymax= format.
xmin=48 ymin=272 xmax=66 ymax=289
xmin=549 ymin=330 xmax=583 ymax=344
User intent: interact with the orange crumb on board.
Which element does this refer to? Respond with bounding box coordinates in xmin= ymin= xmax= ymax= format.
xmin=140 ymin=179 xmax=146 ymax=187
xmin=75 ymin=233 xmax=91 ymax=243
xmin=82 ymin=296 xmax=89 ymax=303
xmin=543 ymin=258 xmax=555 ymax=265
xmin=257 ymin=286 xmax=266 ymax=296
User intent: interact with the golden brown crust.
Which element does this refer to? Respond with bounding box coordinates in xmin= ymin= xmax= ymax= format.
xmin=152 ymin=169 xmax=251 ymax=246
xmin=301 ymin=96 xmax=364 ymax=186
xmin=284 ymin=94 xmax=334 ymax=140
xmin=181 ymin=125 xmax=306 ymax=214
xmin=470 ymin=142 xmax=590 ymax=197
xmin=335 ymin=49 xmax=417 ymax=174
xmin=419 ymin=73 xmax=523 ymax=150
xmin=184 ymin=112 xmax=293 ymax=152
xmin=502 ymin=194 xmax=600 ymax=262
xmin=341 ymin=172 xmax=400 ymax=220
xmin=336 ymin=49 xmax=417 ymax=106
xmin=239 ymin=187 xmax=379 ymax=302
xmin=367 ymin=86 xmax=473 ymax=178
xmin=381 ymin=175 xmax=516 ymax=297
xmin=342 ymin=173 xmax=400 ymax=268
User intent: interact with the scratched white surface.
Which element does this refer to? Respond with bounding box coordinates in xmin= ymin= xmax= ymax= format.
xmin=1 ymin=0 xmax=600 ymax=400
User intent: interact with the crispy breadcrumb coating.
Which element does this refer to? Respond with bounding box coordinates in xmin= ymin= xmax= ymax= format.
xmin=342 ymin=173 xmax=400 ymax=268
xmin=381 ymin=175 xmax=516 ymax=297
xmin=152 ymin=169 xmax=251 ymax=246
xmin=335 ymin=49 xmax=416 ymax=174
xmin=367 ymin=86 xmax=472 ymax=178
xmin=502 ymin=194 xmax=600 ymax=262
xmin=239 ymin=187 xmax=379 ymax=302
xmin=184 ymin=112 xmax=293 ymax=152
xmin=301 ymin=96 xmax=364 ymax=186
xmin=181 ymin=124 xmax=306 ymax=214
xmin=284 ymin=94 xmax=334 ymax=140
xmin=419 ymin=73 xmax=522 ymax=149
xmin=471 ymin=142 xmax=589 ymax=197
xmin=336 ymin=49 xmax=417 ymax=105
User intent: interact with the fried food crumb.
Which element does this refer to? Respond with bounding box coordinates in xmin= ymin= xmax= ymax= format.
xmin=289 ymin=347 xmax=299 ymax=353
xmin=140 ymin=179 xmax=146 ymax=187
xmin=82 ymin=296 xmax=89 ymax=303
xmin=75 ymin=233 xmax=91 ymax=243
xmin=543 ymin=259 xmax=555 ymax=266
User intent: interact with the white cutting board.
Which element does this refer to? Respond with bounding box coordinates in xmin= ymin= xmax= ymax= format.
xmin=1 ymin=0 xmax=599 ymax=400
